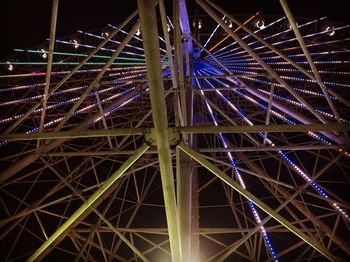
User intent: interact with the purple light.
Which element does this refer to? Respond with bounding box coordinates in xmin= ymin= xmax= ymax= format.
xmin=199 ymin=66 xmax=350 ymax=222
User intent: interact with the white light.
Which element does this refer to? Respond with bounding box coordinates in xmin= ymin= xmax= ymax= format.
xmin=326 ymin=26 xmax=335 ymax=36
xmin=167 ymin=23 xmax=171 ymax=32
xmin=136 ymin=28 xmax=141 ymax=36
xmin=6 ymin=61 xmax=13 ymax=71
xmin=101 ymin=31 xmax=110 ymax=38
xmin=40 ymin=48 xmax=47 ymax=59
xmin=225 ymin=19 xmax=233 ymax=28
xmin=255 ymin=19 xmax=265 ymax=29
xmin=287 ymin=21 xmax=298 ymax=29
xmin=71 ymin=39 xmax=79 ymax=49
xmin=193 ymin=20 xmax=202 ymax=30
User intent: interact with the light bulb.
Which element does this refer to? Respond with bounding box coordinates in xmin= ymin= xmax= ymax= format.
xmin=6 ymin=61 xmax=13 ymax=71
xmin=40 ymin=49 xmax=47 ymax=59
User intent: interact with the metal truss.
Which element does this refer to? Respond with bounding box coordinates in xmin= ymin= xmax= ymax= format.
xmin=0 ymin=0 xmax=350 ymax=261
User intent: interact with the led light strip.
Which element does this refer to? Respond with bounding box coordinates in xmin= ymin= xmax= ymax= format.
xmin=77 ymin=30 xmax=145 ymax=52
xmin=214 ymin=37 xmax=350 ymax=62
xmin=0 ymin=66 xmax=147 ymax=92
xmin=214 ymin=18 xmax=339 ymax=59
xmin=0 ymin=74 xmax=145 ymax=122
xmin=209 ymin=16 xmax=286 ymax=57
xmin=226 ymin=67 xmax=344 ymax=96
xmin=257 ymin=89 xmax=350 ymax=124
xmin=0 ymin=87 xmax=141 ymax=147
xmin=53 ymin=39 xmax=145 ymax=58
xmin=202 ymin=15 xmax=226 ymax=50
xmin=211 ymin=17 xmax=323 ymax=58
xmin=200 ymin=67 xmax=350 ymax=221
xmin=215 ymin=24 xmax=350 ymax=60
xmin=215 ymin=48 xmax=350 ymax=63
xmin=0 ymin=69 xmax=173 ymax=146
xmin=107 ymin=23 xmax=167 ymax=49
xmin=207 ymin=60 xmax=350 ymax=88
xmin=195 ymin=74 xmax=279 ymax=261
xmin=0 ymin=69 xmax=148 ymax=107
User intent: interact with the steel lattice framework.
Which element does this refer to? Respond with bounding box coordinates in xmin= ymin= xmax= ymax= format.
xmin=1 ymin=0 xmax=350 ymax=261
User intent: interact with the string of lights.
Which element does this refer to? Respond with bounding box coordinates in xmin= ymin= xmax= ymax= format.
xmin=199 ymin=67 xmax=350 ymax=222
xmin=195 ymin=74 xmax=279 ymax=261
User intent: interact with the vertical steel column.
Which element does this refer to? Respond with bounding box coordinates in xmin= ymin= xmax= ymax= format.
xmin=177 ymin=146 xmax=193 ymax=262
xmin=174 ymin=0 xmax=187 ymax=126
xmin=177 ymin=1 xmax=195 ymax=261
xmin=137 ymin=1 xmax=182 ymax=261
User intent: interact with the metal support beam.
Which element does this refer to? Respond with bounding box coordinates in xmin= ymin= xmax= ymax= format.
xmin=27 ymin=143 xmax=149 ymax=261
xmin=41 ymin=160 xmax=149 ymax=261
xmin=240 ymin=152 xmax=350 ymax=257
xmin=137 ymin=1 xmax=182 ymax=261
xmin=181 ymin=124 xmax=350 ymax=134
xmin=38 ymin=0 xmax=59 ymax=136
xmin=0 ymin=128 xmax=143 ymax=141
xmin=4 ymin=9 xmax=139 ymax=135
xmin=173 ymin=0 xmax=186 ymax=126
xmin=202 ymin=61 xmax=345 ymax=144
xmin=177 ymin=1 xmax=195 ymax=259
xmin=52 ymin=22 xmax=140 ymax=133
xmin=196 ymin=0 xmax=328 ymax=125
xmin=278 ymin=0 xmax=341 ymax=125
xmin=177 ymin=143 xmax=337 ymax=261
xmin=193 ymin=32 xmax=345 ymax=145
xmin=2 ymin=124 xmax=349 ymax=141
xmin=202 ymin=0 xmax=350 ymax=109
xmin=179 ymin=0 xmax=193 ymax=53
xmin=0 ymin=85 xmax=144 ymax=183
xmin=159 ymin=0 xmax=179 ymax=99
xmin=43 ymin=144 xmax=344 ymax=157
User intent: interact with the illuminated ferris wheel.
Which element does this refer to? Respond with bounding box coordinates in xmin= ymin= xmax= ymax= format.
xmin=0 ymin=0 xmax=350 ymax=261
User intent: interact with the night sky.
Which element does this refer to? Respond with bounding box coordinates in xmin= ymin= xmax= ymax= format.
xmin=0 ymin=0 xmax=349 ymax=59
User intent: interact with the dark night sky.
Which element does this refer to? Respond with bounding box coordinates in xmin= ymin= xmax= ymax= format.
xmin=0 ymin=0 xmax=349 ymax=59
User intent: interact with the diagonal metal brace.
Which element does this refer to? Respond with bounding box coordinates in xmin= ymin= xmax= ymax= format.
xmin=27 ymin=143 xmax=150 ymax=262
xmin=177 ymin=142 xmax=338 ymax=261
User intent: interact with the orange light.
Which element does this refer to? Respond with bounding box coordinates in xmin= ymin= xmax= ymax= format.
xmin=209 ymin=12 xmax=260 ymax=53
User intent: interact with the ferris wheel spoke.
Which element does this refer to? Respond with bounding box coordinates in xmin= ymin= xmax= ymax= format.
xmin=198 ymin=68 xmax=350 ymax=223
xmin=1 ymin=0 xmax=349 ymax=260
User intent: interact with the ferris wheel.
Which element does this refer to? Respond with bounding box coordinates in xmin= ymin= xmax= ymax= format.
xmin=0 ymin=0 xmax=350 ymax=261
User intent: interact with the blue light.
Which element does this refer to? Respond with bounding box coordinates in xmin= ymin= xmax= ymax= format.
xmin=195 ymin=74 xmax=279 ymax=261
xmin=199 ymin=65 xmax=350 ymax=222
